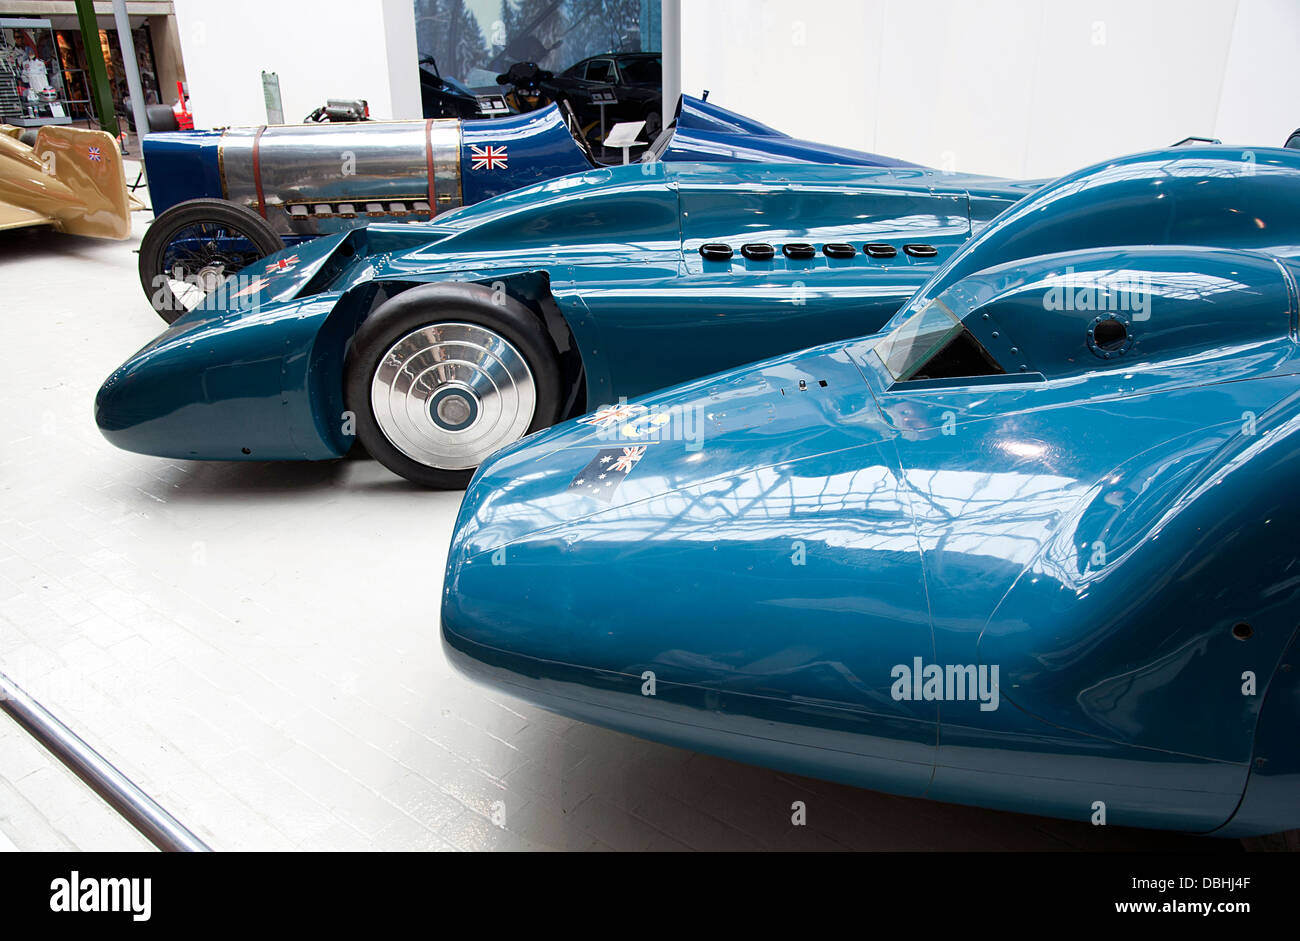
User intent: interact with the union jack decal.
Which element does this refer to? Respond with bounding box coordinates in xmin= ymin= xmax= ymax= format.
xmin=577 ymin=403 xmax=647 ymax=429
xmin=610 ymin=446 xmax=646 ymax=473
xmin=87 ymin=146 xmax=101 ymax=162
xmin=470 ymin=144 xmax=508 ymax=170
xmin=568 ymin=446 xmax=651 ymax=503
xmin=265 ymin=255 xmax=300 ymax=273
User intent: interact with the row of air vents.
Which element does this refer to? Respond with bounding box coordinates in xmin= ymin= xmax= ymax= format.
xmin=699 ymin=242 xmax=939 ymax=262
xmin=284 ymin=200 xmax=433 ymax=220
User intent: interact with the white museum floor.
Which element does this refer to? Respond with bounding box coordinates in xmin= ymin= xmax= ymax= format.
xmin=0 ymin=170 xmax=1234 ymax=852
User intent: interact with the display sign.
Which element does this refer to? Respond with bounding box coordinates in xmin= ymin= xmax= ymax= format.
xmin=262 ymin=70 xmax=284 ymax=125
xmin=603 ymin=121 xmax=645 ymax=149
xmin=604 ymin=120 xmax=648 ymax=164
xmin=589 ymin=87 xmax=618 ymax=105
xmin=475 ymin=94 xmax=509 ymax=116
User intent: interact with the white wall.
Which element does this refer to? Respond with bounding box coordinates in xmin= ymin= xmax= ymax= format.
xmin=681 ymin=0 xmax=1300 ymax=180
xmin=172 ymin=0 xmax=422 ymax=127
xmin=1215 ymin=0 xmax=1300 ymax=146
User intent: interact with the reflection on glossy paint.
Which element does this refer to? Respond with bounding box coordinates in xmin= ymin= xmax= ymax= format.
xmin=444 ymin=150 xmax=1300 ymax=834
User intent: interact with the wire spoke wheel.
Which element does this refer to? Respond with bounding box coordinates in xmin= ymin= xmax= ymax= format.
xmin=160 ymin=220 xmax=266 ymax=310
xmin=370 ymin=322 xmax=537 ymax=471
xmin=139 ymin=198 xmax=285 ymax=323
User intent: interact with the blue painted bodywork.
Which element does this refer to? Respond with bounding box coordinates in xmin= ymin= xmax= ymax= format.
xmin=142 ymin=106 xmax=594 ymax=222
xmin=440 ymin=146 xmax=1300 ymax=836
xmin=458 ymin=107 xmax=593 ymax=208
xmin=97 ymin=162 xmax=1036 ymax=462
xmin=142 ymin=95 xmax=917 ymax=222
xmin=659 ymin=94 xmax=918 ymax=168
xmin=143 ymin=129 xmax=226 ymax=215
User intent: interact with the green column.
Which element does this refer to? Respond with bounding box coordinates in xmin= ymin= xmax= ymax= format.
xmin=73 ymin=0 xmax=118 ymax=137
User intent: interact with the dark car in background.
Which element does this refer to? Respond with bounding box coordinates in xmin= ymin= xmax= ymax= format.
xmin=419 ymin=55 xmax=487 ymax=119
xmin=549 ymin=52 xmax=662 ymax=144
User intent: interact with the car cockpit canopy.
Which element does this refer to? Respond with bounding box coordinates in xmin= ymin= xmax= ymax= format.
xmin=874 ymin=245 xmax=1297 ymax=390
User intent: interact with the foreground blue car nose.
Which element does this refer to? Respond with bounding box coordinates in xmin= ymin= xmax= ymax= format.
xmin=95 ymin=292 xmax=354 ymax=463
xmin=443 ymin=220 xmax=1300 ymax=833
xmin=95 ymin=235 xmax=363 ymax=462
xmin=441 ymin=347 xmax=1300 ymax=831
xmin=442 ymin=342 xmax=945 ymax=796
xmin=94 ymin=309 xmax=315 ymax=461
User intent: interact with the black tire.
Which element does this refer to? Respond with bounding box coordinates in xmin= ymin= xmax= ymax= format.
xmin=146 ymin=103 xmax=180 ymax=133
xmin=138 ymin=198 xmax=285 ymax=323
xmin=344 ymin=282 xmax=563 ymax=488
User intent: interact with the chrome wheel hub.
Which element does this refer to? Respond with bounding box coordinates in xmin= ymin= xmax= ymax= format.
xmin=370 ymin=322 xmax=536 ymax=471
xmin=163 ymin=262 xmax=225 ymax=312
xmin=429 ymin=384 xmax=479 ymax=431
xmin=195 ymin=263 xmax=226 ymax=293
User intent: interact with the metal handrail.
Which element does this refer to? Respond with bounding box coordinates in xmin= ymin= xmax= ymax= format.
xmin=0 ymin=670 xmax=211 ymax=852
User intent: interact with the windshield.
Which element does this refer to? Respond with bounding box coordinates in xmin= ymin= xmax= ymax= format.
xmin=873 ymin=299 xmax=964 ymax=380
xmin=872 ymin=298 xmax=1007 ymax=383
xmin=618 ymin=56 xmax=662 ymax=85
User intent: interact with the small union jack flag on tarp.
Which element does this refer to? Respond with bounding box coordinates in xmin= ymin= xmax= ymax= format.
xmin=470 ymin=144 xmax=508 ymax=170
xmin=87 ymin=146 xmax=101 ymax=162
xmin=568 ymin=446 xmax=649 ymax=503
xmin=265 ymin=255 xmax=299 ymax=273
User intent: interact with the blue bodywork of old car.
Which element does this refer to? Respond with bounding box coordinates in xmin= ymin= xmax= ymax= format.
xmin=97 ymin=161 xmax=1035 ymax=483
xmin=440 ymin=146 xmax=1300 ymax=837
xmin=143 ymin=94 xmax=916 ymax=236
xmin=651 ymin=93 xmax=921 ymax=168
xmin=135 ymin=94 xmax=923 ymax=320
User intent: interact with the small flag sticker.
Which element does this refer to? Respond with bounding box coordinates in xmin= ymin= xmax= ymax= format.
xmin=568 ymin=446 xmax=648 ymax=503
xmin=577 ymin=403 xmax=647 ymax=429
xmin=87 ymin=146 xmax=101 ymax=162
xmin=265 ymin=254 xmax=300 ymax=273
xmin=470 ymin=144 xmax=508 ymax=170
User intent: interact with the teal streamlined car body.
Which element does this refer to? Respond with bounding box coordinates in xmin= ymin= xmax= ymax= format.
xmin=96 ymin=161 xmax=1037 ymax=486
xmin=441 ymin=146 xmax=1300 ymax=837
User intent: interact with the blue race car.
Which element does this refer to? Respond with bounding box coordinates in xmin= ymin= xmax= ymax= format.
xmin=440 ymin=145 xmax=1300 ymax=839
xmin=137 ymin=94 xmax=918 ymax=318
xmin=97 ymin=161 xmax=1036 ymax=487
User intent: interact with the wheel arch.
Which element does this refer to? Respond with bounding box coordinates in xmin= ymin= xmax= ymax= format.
xmin=310 ymin=271 xmax=591 ymax=454
xmin=306 ymin=270 xmax=592 ymax=460
xmin=978 ymin=394 xmax=1300 ymax=763
xmin=1216 ymin=623 xmax=1300 ymax=838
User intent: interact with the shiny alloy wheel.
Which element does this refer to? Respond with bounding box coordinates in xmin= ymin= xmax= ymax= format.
xmin=369 ymin=322 xmax=537 ymax=471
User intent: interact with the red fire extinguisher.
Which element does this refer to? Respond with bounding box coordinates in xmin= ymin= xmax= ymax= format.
xmin=172 ymin=80 xmax=194 ymax=131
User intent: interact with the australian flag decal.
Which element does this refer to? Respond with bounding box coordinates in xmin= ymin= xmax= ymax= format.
xmin=568 ymin=446 xmax=648 ymax=503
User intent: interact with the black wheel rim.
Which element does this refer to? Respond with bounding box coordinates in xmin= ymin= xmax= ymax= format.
xmin=156 ymin=220 xmax=269 ymax=312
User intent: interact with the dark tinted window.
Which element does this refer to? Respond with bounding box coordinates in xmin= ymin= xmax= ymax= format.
xmin=618 ymin=57 xmax=662 ymax=85
xmin=908 ymin=332 xmax=1005 ymax=381
xmin=874 ymin=299 xmax=1003 ymax=383
xmin=585 ymin=59 xmax=616 ymax=83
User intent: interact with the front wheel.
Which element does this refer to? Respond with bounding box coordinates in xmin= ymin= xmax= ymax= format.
xmin=138 ymin=198 xmax=285 ymax=323
xmin=344 ymin=283 xmax=562 ymax=488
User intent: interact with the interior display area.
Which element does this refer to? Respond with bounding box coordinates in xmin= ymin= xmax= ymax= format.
xmin=2 ymin=0 xmax=1300 ymax=906
xmin=1 ymin=10 xmax=182 ymax=133
xmin=1 ymin=19 xmax=72 ymax=126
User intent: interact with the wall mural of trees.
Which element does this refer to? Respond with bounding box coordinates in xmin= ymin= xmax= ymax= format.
xmin=413 ymin=0 xmax=657 ymax=86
